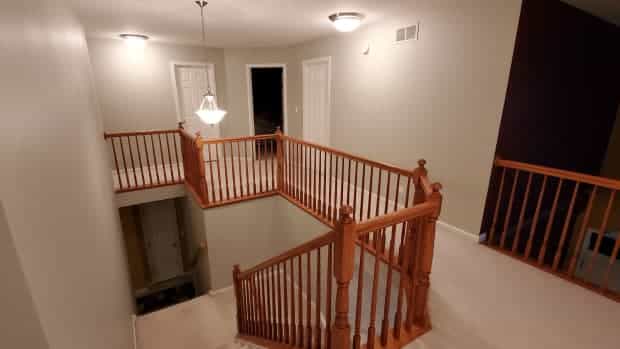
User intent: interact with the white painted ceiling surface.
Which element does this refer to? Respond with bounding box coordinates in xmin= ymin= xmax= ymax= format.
xmin=69 ymin=0 xmax=619 ymax=48
xmin=68 ymin=0 xmax=419 ymax=48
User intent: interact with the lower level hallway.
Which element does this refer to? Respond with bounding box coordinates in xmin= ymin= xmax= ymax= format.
xmin=135 ymin=226 xmax=620 ymax=349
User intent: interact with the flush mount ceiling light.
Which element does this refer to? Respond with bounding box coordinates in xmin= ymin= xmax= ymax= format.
xmin=329 ymin=12 xmax=364 ymax=32
xmin=194 ymin=0 xmax=227 ymax=126
xmin=119 ymin=34 xmax=149 ymax=48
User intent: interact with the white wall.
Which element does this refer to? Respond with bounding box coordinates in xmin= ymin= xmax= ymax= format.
xmin=88 ymin=38 xmax=227 ymax=132
xmin=292 ymin=0 xmax=523 ymax=234
xmin=0 ymin=1 xmax=134 ymax=349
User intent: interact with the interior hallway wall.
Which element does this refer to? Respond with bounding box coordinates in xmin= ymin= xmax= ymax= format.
xmin=0 ymin=1 xmax=134 ymax=348
xmin=88 ymin=38 xmax=227 ymax=132
xmin=291 ymin=0 xmax=523 ymax=234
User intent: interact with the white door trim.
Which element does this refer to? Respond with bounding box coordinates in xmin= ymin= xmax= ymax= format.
xmin=246 ymin=63 xmax=288 ymax=136
xmin=170 ymin=61 xmax=217 ymax=124
xmin=302 ymin=56 xmax=332 ymax=145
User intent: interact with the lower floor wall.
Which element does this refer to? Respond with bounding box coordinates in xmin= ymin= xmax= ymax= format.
xmin=179 ymin=193 xmax=331 ymax=292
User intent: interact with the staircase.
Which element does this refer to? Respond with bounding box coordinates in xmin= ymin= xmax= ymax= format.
xmin=105 ymin=128 xmax=443 ymax=349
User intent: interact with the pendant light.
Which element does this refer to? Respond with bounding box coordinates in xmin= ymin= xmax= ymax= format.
xmin=194 ymin=0 xmax=227 ymax=125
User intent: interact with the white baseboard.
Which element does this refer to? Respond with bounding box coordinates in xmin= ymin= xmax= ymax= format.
xmin=131 ymin=314 xmax=137 ymax=349
xmin=437 ymin=220 xmax=479 ymax=241
xmin=208 ymin=285 xmax=234 ymax=296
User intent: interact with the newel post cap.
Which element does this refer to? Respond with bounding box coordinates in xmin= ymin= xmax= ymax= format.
xmin=338 ymin=205 xmax=354 ymax=224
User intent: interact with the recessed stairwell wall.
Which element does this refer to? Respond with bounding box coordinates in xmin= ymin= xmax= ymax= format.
xmin=179 ymin=194 xmax=330 ymax=292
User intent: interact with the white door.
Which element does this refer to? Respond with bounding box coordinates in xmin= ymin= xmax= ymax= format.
xmin=302 ymin=57 xmax=332 ymax=145
xmin=174 ymin=64 xmax=220 ymax=139
xmin=140 ymin=200 xmax=184 ymax=283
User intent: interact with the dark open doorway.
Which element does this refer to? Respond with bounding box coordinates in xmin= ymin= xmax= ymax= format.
xmin=249 ymin=66 xmax=285 ymax=135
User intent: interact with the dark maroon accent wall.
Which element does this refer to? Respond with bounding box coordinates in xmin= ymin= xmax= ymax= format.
xmin=480 ymin=0 xmax=620 ymax=237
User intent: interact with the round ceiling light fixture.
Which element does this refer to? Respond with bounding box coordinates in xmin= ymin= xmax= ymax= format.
xmin=328 ymin=12 xmax=364 ymax=32
xmin=119 ymin=34 xmax=149 ymax=48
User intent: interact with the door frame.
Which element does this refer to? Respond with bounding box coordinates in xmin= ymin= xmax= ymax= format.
xmin=170 ymin=61 xmax=218 ymax=124
xmin=246 ymin=63 xmax=288 ymax=135
xmin=302 ymin=56 xmax=332 ymax=145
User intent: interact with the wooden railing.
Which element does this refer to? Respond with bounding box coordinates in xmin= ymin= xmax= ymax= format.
xmin=104 ymin=129 xmax=184 ymax=192
xmin=234 ymin=162 xmax=442 ymax=348
xmin=104 ymin=127 xmax=443 ymax=347
xmin=485 ymin=158 xmax=620 ymax=300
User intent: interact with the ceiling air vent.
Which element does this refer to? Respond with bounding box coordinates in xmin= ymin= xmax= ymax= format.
xmin=396 ymin=23 xmax=420 ymax=43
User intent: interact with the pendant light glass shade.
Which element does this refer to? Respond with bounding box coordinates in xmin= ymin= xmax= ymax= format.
xmin=194 ymin=0 xmax=227 ymax=126
xmin=195 ymin=89 xmax=227 ymax=125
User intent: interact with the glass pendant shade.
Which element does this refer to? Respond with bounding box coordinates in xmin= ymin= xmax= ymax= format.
xmin=195 ymin=90 xmax=227 ymax=125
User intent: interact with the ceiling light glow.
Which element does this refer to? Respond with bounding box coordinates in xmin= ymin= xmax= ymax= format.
xmin=329 ymin=12 xmax=364 ymax=32
xmin=119 ymin=34 xmax=149 ymax=48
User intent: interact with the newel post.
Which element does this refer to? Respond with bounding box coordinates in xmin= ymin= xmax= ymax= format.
xmin=233 ymin=264 xmax=243 ymax=333
xmin=195 ymin=132 xmax=209 ymax=206
xmin=275 ymin=127 xmax=285 ymax=191
xmin=412 ymin=183 xmax=442 ymax=329
xmin=332 ymin=205 xmax=356 ymax=349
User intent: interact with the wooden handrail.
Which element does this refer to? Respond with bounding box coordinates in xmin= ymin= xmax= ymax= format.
xmin=282 ymin=135 xmax=416 ymax=178
xmin=495 ymin=158 xmax=620 ymax=190
xmin=104 ymin=129 xmax=180 ymax=138
xmin=355 ymin=201 xmax=439 ymax=236
xmin=199 ymin=133 xmax=276 ymax=145
xmin=238 ymin=230 xmax=335 ymax=279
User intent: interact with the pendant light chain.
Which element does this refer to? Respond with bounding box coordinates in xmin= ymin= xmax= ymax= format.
xmin=198 ymin=1 xmax=212 ymax=93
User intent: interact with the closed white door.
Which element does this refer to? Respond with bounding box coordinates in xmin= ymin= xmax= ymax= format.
xmin=140 ymin=200 xmax=184 ymax=283
xmin=175 ymin=64 xmax=220 ymax=139
xmin=302 ymin=57 xmax=332 ymax=145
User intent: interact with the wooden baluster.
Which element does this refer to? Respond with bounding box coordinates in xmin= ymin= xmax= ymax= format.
xmin=244 ymin=141 xmax=251 ymax=197
xmin=353 ymin=162 xmax=359 ymax=220
xmin=489 ymin=166 xmax=506 ymax=245
xmin=585 ymin=190 xmax=616 ymax=278
xmin=325 ymin=243 xmax=333 ymax=349
xmin=283 ymin=261 xmax=289 ymax=344
xmin=233 ymin=265 xmax=243 ymax=334
xmin=538 ymin=179 xmax=563 ymax=265
xmin=380 ymin=227 xmax=396 ymax=345
xmin=553 ymin=182 xmax=580 ymax=271
xmin=373 ymin=170 xmax=383 ymax=246
xmin=271 ymin=138 xmax=277 ymax=191
xmin=236 ymin=142 xmax=244 ymax=197
xmin=339 ymin=157 xmax=345 ymax=211
xmin=277 ymin=263 xmax=283 ymax=342
xmin=227 ymin=142 xmax=237 ymax=199
xmin=306 ymin=252 xmax=312 ymax=349
xmin=298 ymin=255 xmax=304 ymax=347
xmin=367 ymin=228 xmax=382 ymax=349
xmin=327 ymin=153 xmax=333 ymax=221
xmin=165 ymin=133 xmax=176 ymax=182
xmin=109 ymin=138 xmax=123 ymax=190
xmin=412 ymin=184 xmax=442 ymax=328
xmin=272 ymin=265 xmax=278 ymax=341
xmin=295 ymin=142 xmax=300 ymax=200
xmin=206 ymin=143 xmax=216 ymax=202
xmin=118 ymin=137 xmax=130 ymax=188
xmin=263 ymin=140 xmax=269 ymax=192
xmin=315 ymin=248 xmax=322 ymax=349
xmin=404 ymin=218 xmax=420 ymax=331
xmin=260 ymin=270 xmax=267 ymax=338
xmin=127 ymin=136 xmax=139 ymax=187
xmin=312 ymin=147 xmax=317 ymax=211
xmin=380 ymin=173 xmax=392 ymax=253
xmin=256 ymin=140 xmax=263 ymax=193
xmin=248 ymin=275 xmax=255 ymax=335
xmin=331 ymin=206 xmax=355 ymax=349
xmin=500 ymin=170 xmax=519 ymax=249
xmin=353 ymin=238 xmax=365 ymax=349
xmin=367 ymin=167 xmax=374 ymax=221
xmin=398 ymin=177 xmax=412 ymax=264
xmin=604 ymin=217 xmax=620 ymax=290
xmin=149 ymin=135 xmax=160 ymax=184
xmin=323 ymin=150 xmax=328 ymax=218
xmin=346 ymin=159 xmax=352 ymax=206
xmin=290 ymin=258 xmax=297 ymax=346
xmin=158 ymin=134 xmax=168 ymax=184
xmin=173 ymin=133 xmax=182 ymax=182
xmin=142 ymin=136 xmax=153 ymax=186
xmin=512 ymin=172 xmax=533 ymax=253
xmin=332 ymin=154 xmax=339 ymax=222
xmin=307 ymin=146 xmax=311 ymax=208
xmin=525 ymin=176 xmax=547 ymax=259
xmin=359 ymin=164 xmax=366 ymax=222
xmin=196 ymin=139 xmax=208 ymax=204
xmin=135 ymin=136 xmax=146 ymax=186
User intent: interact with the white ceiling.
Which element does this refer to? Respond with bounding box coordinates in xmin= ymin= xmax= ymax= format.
xmin=70 ymin=0 xmax=619 ymax=48
xmin=69 ymin=0 xmax=419 ymax=48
